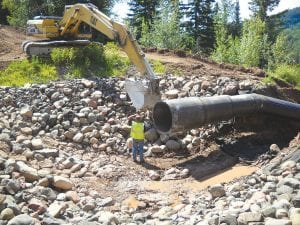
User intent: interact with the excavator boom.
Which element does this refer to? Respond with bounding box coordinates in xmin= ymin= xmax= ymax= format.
xmin=23 ymin=3 xmax=160 ymax=109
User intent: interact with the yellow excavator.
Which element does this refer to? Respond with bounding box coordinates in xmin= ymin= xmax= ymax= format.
xmin=22 ymin=3 xmax=160 ymax=110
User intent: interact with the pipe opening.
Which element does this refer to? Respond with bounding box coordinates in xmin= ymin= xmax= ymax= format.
xmin=153 ymin=101 xmax=172 ymax=133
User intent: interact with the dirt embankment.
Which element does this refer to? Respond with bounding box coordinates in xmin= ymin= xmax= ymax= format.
xmin=0 ymin=25 xmax=28 ymax=68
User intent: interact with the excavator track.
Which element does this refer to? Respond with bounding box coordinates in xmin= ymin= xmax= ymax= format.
xmin=22 ymin=40 xmax=91 ymax=57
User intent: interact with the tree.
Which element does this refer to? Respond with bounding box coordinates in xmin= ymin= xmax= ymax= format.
xmin=231 ymin=0 xmax=241 ymax=37
xmin=181 ymin=0 xmax=215 ymax=54
xmin=249 ymin=0 xmax=280 ymax=22
xmin=212 ymin=0 xmax=240 ymax=63
xmin=239 ymin=17 xmax=270 ymax=68
xmin=0 ymin=0 xmax=9 ymax=24
xmin=127 ymin=0 xmax=159 ymax=39
xmin=140 ymin=0 xmax=191 ymax=50
xmin=269 ymin=32 xmax=295 ymax=67
xmin=2 ymin=0 xmax=117 ymax=28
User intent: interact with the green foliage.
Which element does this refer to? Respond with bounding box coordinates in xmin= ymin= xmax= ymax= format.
xmin=103 ymin=42 xmax=130 ymax=76
xmin=181 ymin=0 xmax=215 ymax=54
xmin=51 ymin=42 xmax=130 ymax=77
xmin=0 ymin=58 xmax=57 ymax=87
xmin=269 ymin=33 xmax=295 ymax=68
xmin=51 ymin=43 xmax=108 ymax=78
xmin=2 ymin=0 xmax=117 ymax=28
xmin=282 ymin=23 xmax=300 ymax=64
xmin=212 ymin=0 xmax=241 ymax=64
xmin=239 ymin=17 xmax=270 ymax=68
xmin=150 ymin=60 xmax=166 ymax=74
xmin=127 ymin=0 xmax=159 ymax=39
xmin=268 ymin=64 xmax=300 ymax=90
xmin=2 ymin=0 xmax=29 ymax=27
xmin=249 ymin=0 xmax=280 ymax=21
xmin=140 ymin=0 xmax=190 ymax=50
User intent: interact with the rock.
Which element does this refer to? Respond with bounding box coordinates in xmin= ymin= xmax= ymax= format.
xmin=276 ymin=208 xmax=288 ymax=220
xmin=126 ymin=138 xmax=133 ymax=149
xmin=20 ymin=127 xmax=32 ymax=135
xmin=52 ymin=176 xmax=74 ymax=190
xmin=292 ymin=195 xmax=300 ymax=207
xmin=31 ymin=139 xmax=43 ymax=150
xmin=165 ymin=89 xmax=179 ymax=99
xmin=160 ymin=134 xmax=169 ymax=143
xmin=277 ymin=185 xmax=294 ymax=195
xmin=0 ymin=208 xmax=14 ymax=220
xmin=150 ymin=145 xmax=164 ymax=153
xmin=223 ymin=83 xmax=238 ymax=95
xmin=42 ymin=216 xmax=64 ymax=225
xmin=265 ymin=218 xmax=292 ymax=225
xmin=47 ymin=202 xmax=67 ymax=218
xmin=270 ymin=144 xmax=281 ymax=153
xmin=145 ymin=128 xmax=159 ymax=142
xmin=290 ymin=209 xmax=300 ymax=225
xmin=65 ymin=191 xmax=80 ymax=203
xmin=239 ymin=80 xmax=252 ymax=90
xmin=15 ymin=161 xmax=39 ymax=182
xmin=73 ymin=133 xmax=84 ymax=143
xmin=7 ymin=214 xmax=35 ymax=225
xmin=220 ymin=214 xmax=237 ymax=225
xmin=81 ymin=79 xmax=94 ymax=88
xmin=34 ymin=148 xmax=59 ymax=158
xmin=4 ymin=179 xmax=20 ymax=195
xmin=201 ymin=81 xmax=210 ymax=90
xmin=208 ymin=184 xmax=226 ymax=198
xmin=97 ymin=211 xmax=119 ymax=224
xmin=280 ymin=160 xmax=296 ymax=170
xmin=20 ymin=105 xmax=33 ymax=118
xmin=149 ymin=170 xmax=160 ymax=180
xmin=237 ymin=212 xmax=262 ymax=225
xmin=262 ymin=206 xmax=276 ymax=217
xmin=82 ymin=200 xmax=96 ymax=212
xmin=165 ymin=140 xmax=181 ymax=151
xmin=0 ymin=141 xmax=11 ymax=152
xmin=28 ymin=198 xmax=47 ymax=214
xmin=278 ymin=178 xmax=300 ymax=189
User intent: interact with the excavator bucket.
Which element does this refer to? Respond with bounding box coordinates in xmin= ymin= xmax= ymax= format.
xmin=125 ymin=78 xmax=161 ymax=110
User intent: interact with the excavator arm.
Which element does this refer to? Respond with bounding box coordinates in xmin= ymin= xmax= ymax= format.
xmin=58 ymin=3 xmax=160 ymax=109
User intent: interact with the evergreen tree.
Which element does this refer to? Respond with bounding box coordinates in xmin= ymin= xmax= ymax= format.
xmin=0 ymin=0 xmax=9 ymax=24
xmin=182 ymin=0 xmax=215 ymax=54
xmin=248 ymin=0 xmax=280 ymax=22
xmin=231 ymin=0 xmax=241 ymax=37
xmin=127 ymin=0 xmax=159 ymax=39
xmin=140 ymin=0 xmax=192 ymax=50
xmin=2 ymin=0 xmax=117 ymax=28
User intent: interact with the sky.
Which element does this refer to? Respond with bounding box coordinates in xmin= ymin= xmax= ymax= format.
xmin=112 ymin=0 xmax=300 ymax=21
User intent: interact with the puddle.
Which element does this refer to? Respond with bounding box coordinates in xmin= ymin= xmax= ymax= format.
xmin=140 ymin=165 xmax=257 ymax=193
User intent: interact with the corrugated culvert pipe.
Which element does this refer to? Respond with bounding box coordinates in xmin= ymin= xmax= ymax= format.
xmin=153 ymin=94 xmax=300 ymax=133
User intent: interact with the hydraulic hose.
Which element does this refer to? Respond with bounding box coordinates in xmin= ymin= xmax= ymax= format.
xmin=152 ymin=94 xmax=300 ymax=133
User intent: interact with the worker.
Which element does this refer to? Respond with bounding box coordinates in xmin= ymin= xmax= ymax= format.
xmin=130 ymin=114 xmax=145 ymax=163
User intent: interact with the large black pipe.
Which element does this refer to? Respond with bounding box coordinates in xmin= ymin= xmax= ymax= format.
xmin=153 ymin=94 xmax=300 ymax=133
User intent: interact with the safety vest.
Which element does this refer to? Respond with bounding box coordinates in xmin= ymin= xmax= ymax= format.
xmin=130 ymin=121 xmax=144 ymax=140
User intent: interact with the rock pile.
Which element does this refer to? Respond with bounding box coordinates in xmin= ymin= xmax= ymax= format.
xmin=0 ymin=75 xmax=298 ymax=225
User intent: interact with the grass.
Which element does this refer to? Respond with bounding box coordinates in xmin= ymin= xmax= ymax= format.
xmin=0 ymin=58 xmax=57 ymax=87
xmin=103 ymin=42 xmax=130 ymax=76
xmin=151 ymin=59 xmax=166 ymax=74
xmin=265 ymin=64 xmax=300 ymax=90
xmin=0 ymin=42 xmax=132 ymax=87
